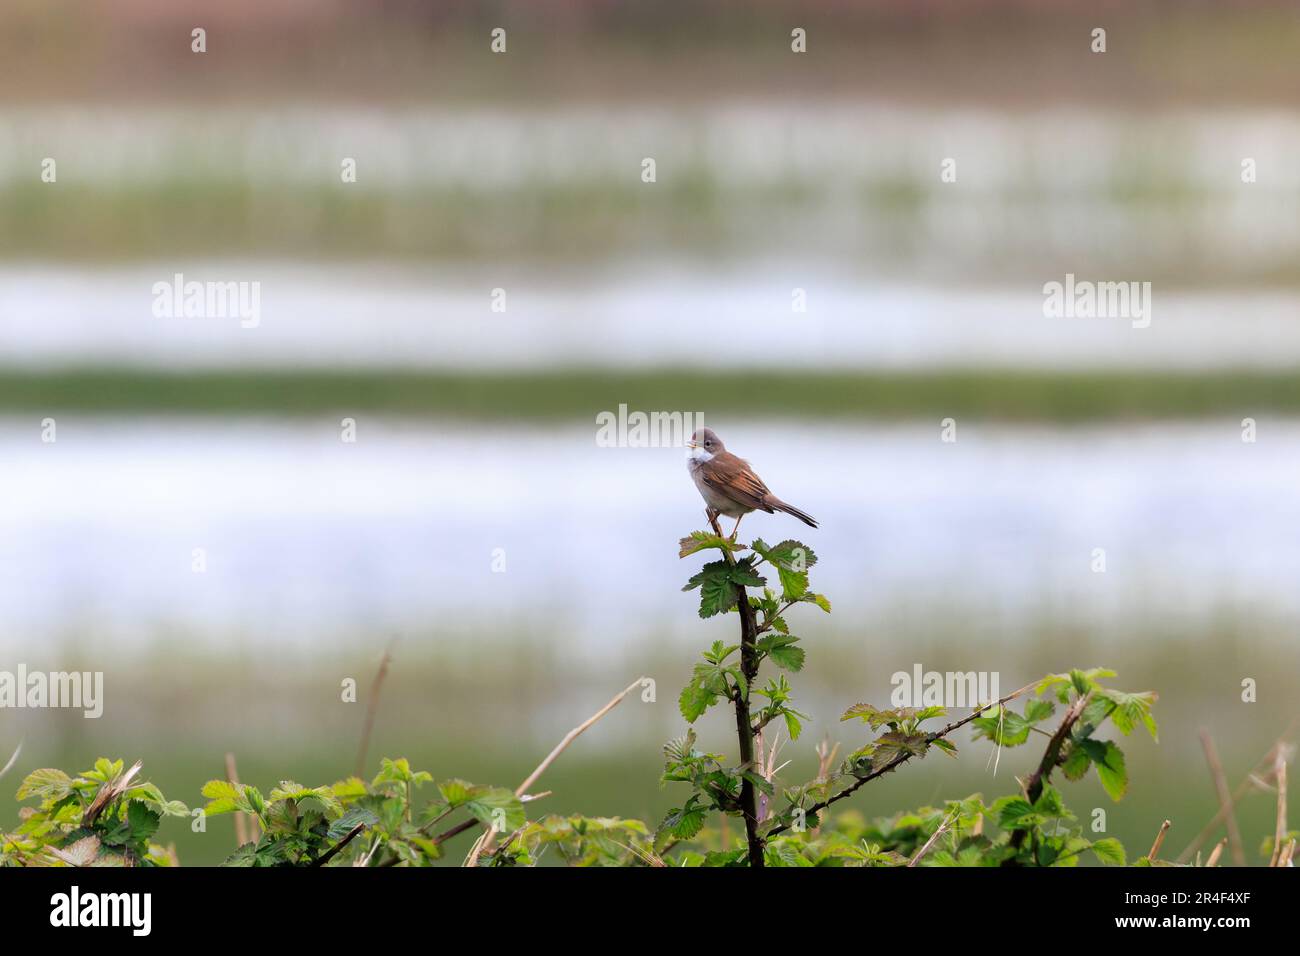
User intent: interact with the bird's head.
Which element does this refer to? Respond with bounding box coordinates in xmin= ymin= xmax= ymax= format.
xmin=687 ymin=427 xmax=724 ymax=460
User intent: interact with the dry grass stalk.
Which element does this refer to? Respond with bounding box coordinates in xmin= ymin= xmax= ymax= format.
xmin=1148 ymin=819 xmax=1172 ymax=861
xmin=1199 ymin=729 xmax=1246 ymax=866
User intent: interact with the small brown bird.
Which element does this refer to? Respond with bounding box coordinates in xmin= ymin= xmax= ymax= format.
xmin=686 ymin=427 xmax=818 ymax=539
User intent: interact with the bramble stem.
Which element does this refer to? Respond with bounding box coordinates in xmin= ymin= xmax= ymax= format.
xmin=1002 ymin=690 xmax=1092 ymax=865
xmin=709 ymin=512 xmax=765 ymax=868
xmin=764 ymin=680 xmax=1036 ymax=837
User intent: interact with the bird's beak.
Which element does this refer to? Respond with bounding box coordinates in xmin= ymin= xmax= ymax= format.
xmin=686 ymin=439 xmax=700 ymax=449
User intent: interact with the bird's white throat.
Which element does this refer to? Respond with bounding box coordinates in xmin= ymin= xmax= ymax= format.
xmin=687 ymin=445 xmax=714 ymax=463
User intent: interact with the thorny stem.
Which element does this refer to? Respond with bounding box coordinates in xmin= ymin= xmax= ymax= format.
xmin=314 ymin=823 xmax=365 ymax=867
xmin=710 ymin=512 xmax=765 ymax=869
xmin=1002 ymin=690 xmax=1093 ymax=864
xmin=764 ymin=680 xmax=1037 ymax=838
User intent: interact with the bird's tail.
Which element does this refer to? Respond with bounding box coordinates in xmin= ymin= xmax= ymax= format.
xmin=769 ymin=498 xmax=818 ymax=529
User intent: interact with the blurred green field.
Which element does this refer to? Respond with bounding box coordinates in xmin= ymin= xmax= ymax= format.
xmin=4 ymin=177 xmax=1297 ymax=284
xmin=4 ymin=366 xmax=1300 ymax=422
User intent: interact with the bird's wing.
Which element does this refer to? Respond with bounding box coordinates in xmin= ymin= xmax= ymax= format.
xmin=702 ymin=454 xmax=775 ymax=512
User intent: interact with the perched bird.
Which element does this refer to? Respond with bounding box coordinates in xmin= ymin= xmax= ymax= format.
xmin=686 ymin=427 xmax=818 ymax=539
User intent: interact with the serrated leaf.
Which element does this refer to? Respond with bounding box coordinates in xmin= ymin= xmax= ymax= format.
xmin=1024 ymin=698 xmax=1056 ymax=723
xmin=331 ymin=777 xmax=369 ymax=801
xmin=870 ymin=731 xmax=929 ymax=770
xmin=768 ymin=644 xmax=805 ymax=672
xmin=201 ymin=779 xmax=253 ymax=816
xmin=17 ymin=768 xmax=74 ymax=802
xmin=679 ymin=662 xmax=728 ymax=722
xmin=692 ymin=562 xmax=739 ymax=618
xmin=438 ymin=779 xmax=474 ymax=807
xmin=1060 ymin=742 xmax=1092 ymax=781
xmin=932 ymin=738 xmax=958 ymax=758
xmin=222 ymin=843 xmax=259 ymax=867
xmin=662 ymin=801 xmax=707 ymax=840
xmin=51 ymin=835 xmax=101 ymax=867
xmin=758 ymin=634 xmax=805 ymax=672
xmin=465 ymin=788 xmax=526 ymax=832
xmin=729 ymin=561 xmax=766 ymax=589
xmin=1096 ymin=688 xmax=1159 ymax=741
xmin=327 ymin=806 xmax=379 ymax=841
xmin=125 ymin=799 xmax=160 ymax=843
xmin=971 ymin=706 xmax=1035 ymax=747
xmin=802 ymin=592 xmax=832 ymax=613
xmin=752 ymin=539 xmax=816 ymax=600
xmin=993 ymin=796 xmax=1038 ymax=831
xmin=678 ymin=531 xmax=743 ymax=558
xmin=1081 ymin=739 xmax=1127 ymax=801
xmin=1090 ymin=837 xmax=1126 ymax=866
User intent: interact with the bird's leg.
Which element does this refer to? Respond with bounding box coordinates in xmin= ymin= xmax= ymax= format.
xmin=730 ymin=513 xmax=745 ymax=542
xmin=706 ymin=507 xmax=722 ymax=537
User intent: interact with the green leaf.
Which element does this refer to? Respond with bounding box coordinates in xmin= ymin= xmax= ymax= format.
xmin=869 ymin=731 xmax=930 ymax=770
xmin=725 ymin=666 xmax=748 ymax=702
xmin=802 ymin=592 xmax=832 ymax=613
xmin=753 ymin=539 xmax=818 ymax=571
xmin=269 ymin=782 xmax=342 ymax=816
xmin=222 ymin=843 xmax=259 ymax=867
xmin=932 ymin=738 xmax=958 ymax=758
xmin=679 ymin=661 xmax=729 ymax=723
xmin=678 ymin=531 xmax=744 ymax=558
xmin=1032 ymin=784 xmax=1072 ymax=822
xmin=1096 ymin=689 xmax=1159 ymax=741
xmin=126 ymin=800 xmax=160 ymax=843
xmin=758 ymin=634 xmax=805 ymax=672
xmin=1024 ymin=698 xmax=1056 ymax=723
xmin=993 ymin=796 xmax=1037 ymax=831
xmin=662 ymin=800 xmax=707 ymax=841
xmin=1090 ymin=837 xmax=1127 ymax=866
xmin=464 ymin=788 xmax=526 ymax=832
xmin=769 ymin=644 xmax=805 ymax=672
xmin=686 ymin=561 xmax=739 ymax=618
xmin=16 ymin=768 xmax=73 ymax=802
xmin=752 ymin=539 xmax=816 ymax=600
xmin=327 ymin=806 xmax=380 ymax=841
xmin=1060 ymin=743 xmax=1092 ymax=781
xmin=840 ymin=703 xmax=904 ymax=728
xmin=200 ymin=779 xmax=253 ymax=816
xmin=702 ymin=641 xmax=739 ymax=664
xmin=971 ymin=706 xmax=1035 ymax=747
xmin=438 ymin=779 xmax=474 ymax=807
xmin=331 ymin=777 xmax=369 ymax=801
xmin=1036 ymin=667 xmax=1116 ymax=701
xmin=728 ymin=559 xmax=766 ymax=589
xmin=200 ymin=779 xmax=240 ymax=801
xmin=1081 ymin=739 xmax=1128 ymax=801
xmin=739 ymin=769 xmax=775 ymax=796
xmin=662 ymin=729 xmax=697 ymax=764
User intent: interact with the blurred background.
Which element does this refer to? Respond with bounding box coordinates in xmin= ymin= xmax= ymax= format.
xmin=1 ymin=0 xmax=1298 ymax=864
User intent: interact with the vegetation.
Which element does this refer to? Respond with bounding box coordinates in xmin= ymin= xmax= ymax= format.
xmin=3 ymin=529 xmax=1295 ymax=867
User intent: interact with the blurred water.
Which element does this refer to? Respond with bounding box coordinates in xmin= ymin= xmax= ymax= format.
xmin=2 ymin=418 xmax=1297 ymax=657
xmin=5 ymin=265 xmax=1300 ymax=370
xmin=2 ymin=105 xmax=1298 ymax=276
